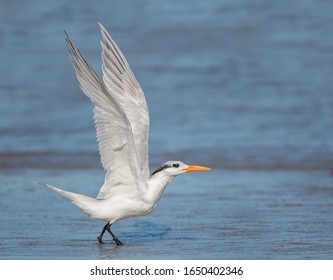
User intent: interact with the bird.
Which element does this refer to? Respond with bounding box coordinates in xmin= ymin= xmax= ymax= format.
xmin=38 ymin=23 xmax=211 ymax=246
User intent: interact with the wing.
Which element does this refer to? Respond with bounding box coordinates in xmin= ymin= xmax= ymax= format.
xmin=98 ymin=23 xmax=150 ymax=183
xmin=65 ymin=31 xmax=148 ymax=199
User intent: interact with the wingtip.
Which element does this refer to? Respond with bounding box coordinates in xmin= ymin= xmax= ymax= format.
xmin=63 ymin=30 xmax=77 ymax=57
xmin=98 ymin=22 xmax=112 ymax=40
xmin=33 ymin=181 xmax=47 ymax=187
xmin=97 ymin=22 xmax=106 ymax=31
xmin=63 ymin=30 xmax=72 ymax=46
xmin=63 ymin=29 xmax=70 ymax=38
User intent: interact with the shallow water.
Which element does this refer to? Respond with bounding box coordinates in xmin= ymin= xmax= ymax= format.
xmin=1 ymin=0 xmax=333 ymax=259
xmin=1 ymin=168 xmax=333 ymax=259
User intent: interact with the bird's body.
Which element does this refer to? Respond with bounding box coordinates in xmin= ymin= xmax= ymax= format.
xmin=43 ymin=167 xmax=172 ymax=223
xmin=39 ymin=23 xmax=210 ymax=245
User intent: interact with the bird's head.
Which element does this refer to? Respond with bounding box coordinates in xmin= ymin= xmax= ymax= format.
xmin=151 ymin=161 xmax=211 ymax=177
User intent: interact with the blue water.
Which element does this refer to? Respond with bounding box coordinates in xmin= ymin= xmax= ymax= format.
xmin=1 ymin=0 xmax=333 ymax=259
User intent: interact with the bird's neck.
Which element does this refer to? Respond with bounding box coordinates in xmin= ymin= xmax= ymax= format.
xmin=145 ymin=172 xmax=174 ymax=204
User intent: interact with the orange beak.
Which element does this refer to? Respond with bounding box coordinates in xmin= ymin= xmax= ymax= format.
xmin=183 ymin=165 xmax=211 ymax=172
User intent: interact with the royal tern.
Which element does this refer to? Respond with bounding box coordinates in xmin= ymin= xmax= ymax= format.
xmin=38 ymin=23 xmax=210 ymax=246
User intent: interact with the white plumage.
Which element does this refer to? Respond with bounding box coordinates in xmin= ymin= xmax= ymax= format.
xmin=39 ymin=23 xmax=210 ymax=245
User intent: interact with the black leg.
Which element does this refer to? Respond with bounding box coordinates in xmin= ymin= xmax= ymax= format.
xmin=97 ymin=222 xmax=123 ymax=246
xmin=97 ymin=223 xmax=109 ymax=243
xmin=107 ymin=227 xmax=123 ymax=246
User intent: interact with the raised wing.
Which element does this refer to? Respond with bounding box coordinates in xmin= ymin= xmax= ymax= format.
xmin=65 ymin=31 xmax=148 ymax=199
xmin=99 ymin=23 xmax=150 ymax=183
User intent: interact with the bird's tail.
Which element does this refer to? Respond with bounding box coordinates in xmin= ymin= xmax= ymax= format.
xmin=35 ymin=182 xmax=99 ymax=219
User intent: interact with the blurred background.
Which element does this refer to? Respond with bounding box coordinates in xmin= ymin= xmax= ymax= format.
xmin=0 ymin=0 xmax=333 ymax=259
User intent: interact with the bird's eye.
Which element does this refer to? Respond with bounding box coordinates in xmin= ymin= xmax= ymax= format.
xmin=172 ymin=163 xmax=179 ymax=168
